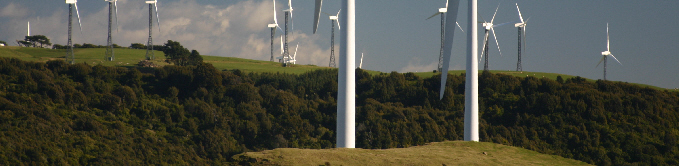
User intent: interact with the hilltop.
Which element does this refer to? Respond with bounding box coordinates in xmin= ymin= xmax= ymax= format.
xmin=1 ymin=46 xmax=671 ymax=91
xmin=235 ymin=141 xmax=590 ymax=166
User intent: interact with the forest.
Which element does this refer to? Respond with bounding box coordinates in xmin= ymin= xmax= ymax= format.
xmin=0 ymin=57 xmax=677 ymax=165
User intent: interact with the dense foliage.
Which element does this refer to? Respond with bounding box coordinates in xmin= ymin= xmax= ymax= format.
xmin=0 ymin=57 xmax=677 ymax=165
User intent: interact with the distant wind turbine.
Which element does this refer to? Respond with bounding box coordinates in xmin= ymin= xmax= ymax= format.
xmin=325 ymin=9 xmax=340 ymax=67
xmin=596 ymin=23 xmax=622 ymax=80
xmin=426 ymin=0 xmax=464 ymax=72
xmin=145 ymin=0 xmax=160 ymax=60
xmin=65 ymin=0 xmax=83 ymax=64
xmin=105 ymin=0 xmax=119 ymax=61
xmin=479 ymin=2 xmax=513 ymax=71
xmin=514 ymin=3 xmax=530 ymax=71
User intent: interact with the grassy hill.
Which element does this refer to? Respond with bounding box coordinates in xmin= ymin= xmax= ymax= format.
xmin=0 ymin=46 xmax=672 ymax=91
xmin=235 ymin=141 xmax=591 ymax=166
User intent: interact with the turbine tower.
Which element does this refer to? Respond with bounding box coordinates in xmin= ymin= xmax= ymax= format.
xmin=268 ymin=0 xmax=282 ymax=62
xmin=427 ymin=0 xmax=464 ymax=72
xmin=514 ymin=3 xmax=529 ymax=71
xmin=596 ymin=23 xmax=622 ymax=80
xmin=27 ymin=21 xmax=30 ymax=37
xmin=105 ymin=0 xmax=119 ymax=61
xmin=281 ymin=0 xmax=294 ymax=67
xmin=478 ymin=3 xmax=506 ymax=71
xmin=65 ymin=0 xmax=82 ymax=64
xmin=325 ymin=9 xmax=340 ymax=67
xmin=145 ymin=0 xmax=160 ymax=60
xmin=464 ymin=0 xmax=479 ymax=142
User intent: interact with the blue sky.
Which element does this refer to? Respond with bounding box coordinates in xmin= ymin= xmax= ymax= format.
xmin=0 ymin=0 xmax=677 ymax=89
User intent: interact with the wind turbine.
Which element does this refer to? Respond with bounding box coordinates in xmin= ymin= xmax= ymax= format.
xmin=596 ymin=23 xmax=622 ymax=80
xmin=145 ymin=0 xmax=160 ymax=60
xmin=514 ymin=3 xmax=529 ymax=71
xmin=268 ymin=0 xmax=283 ymax=62
xmin=426 ymin=0 xmax=464 ymax=72
xmin=478 ymin=3 xmax=511 ymax=71
xmin=325 ymin=9 xmax=340 ymax=67
xmin=65 ymin=0 xmax=82 ymax=64
xmin=105 ymin=0 xmax=119 ymax=61
xmin=280 ymin=0 xmax=295 ymax=67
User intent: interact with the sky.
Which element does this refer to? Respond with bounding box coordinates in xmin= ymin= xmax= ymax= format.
xmin=0 ymin=0 xmax=677 ymax=89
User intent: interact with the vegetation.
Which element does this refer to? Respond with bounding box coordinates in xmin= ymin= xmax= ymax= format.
xmin=17 ymin=35 xmax=52 ymax=48
xmin=236 ymin=141 xmax=590 ymax=165
xmin=162 ymin=40 xmax=203 ymax=66
xmin=0 ymin=56 xmax=677 ymax=165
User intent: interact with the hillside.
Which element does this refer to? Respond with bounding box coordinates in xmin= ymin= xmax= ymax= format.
xmin=1 ymin=46 xmax=671 ymax=91
xmin=235 ymin=141 xmax=590 ymax=166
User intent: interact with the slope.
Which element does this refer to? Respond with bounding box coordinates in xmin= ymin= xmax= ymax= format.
xmin=235 ymin=141 xmax=591 ymax=166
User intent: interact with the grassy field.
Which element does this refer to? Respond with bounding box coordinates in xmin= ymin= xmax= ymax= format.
xmin=235 ymin=141 xmax=591 ymax=166
xmin=0 ymin=46 xmax=673 ymax=91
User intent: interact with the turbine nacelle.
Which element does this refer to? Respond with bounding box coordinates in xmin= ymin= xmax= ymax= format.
xmin=483 ymin=23 xmax=493 ymax=30
xmin=601 ymin=51 xmax=611 ymax=56
xmin=145 ymin=0 xmax=157 ymax=4
xmin=438 ymin=8 xmax=447 ymax=13
xmin=268 ymin=24 xmax=278 ymax=28
xmin=329 ymin=16 xmax=338 ymax=20
xmin=66 ymin=0 xmax=77 ymax=4
xmin=514 ymin=22 xmax=526 ymax=28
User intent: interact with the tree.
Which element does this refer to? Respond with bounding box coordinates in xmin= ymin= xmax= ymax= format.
xmin=130 ymin=43 xmax=146 ymax=49
xmin=162 ymin=40 xmax=201 ymax=66
xmin=0 ymin=40 xmax=7 ymax=46
xmin=21 ymin=35 xmax=52 ymax=48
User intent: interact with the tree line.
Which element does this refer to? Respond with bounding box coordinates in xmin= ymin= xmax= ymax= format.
xmin=0 ymin=57 xmax=677 ymax=165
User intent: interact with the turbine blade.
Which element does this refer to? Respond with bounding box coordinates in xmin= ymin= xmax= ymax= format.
xmin=491 ymin=2 xmax=500 ymax=24
xmin=280 ymin=35 xmax=283 ymax=54
xmin=273 ymin=0 xmax=283 ymax=32
xmin=336 ymin=9 xmax=341 ymax=30
xmin=426 ymin=12 xmax=440 ymax=20
xmin=293 ymin=42 xmax=299 ymax=59
xmin=492 ymin=27 xmax=502 ymax=57
xmin=478 ymin=13 xmax=486 ymax=23
xmin=75 ymin=3 xmax=82 ymax=34
xmin=609 ymin=54 xmax=622 ymax=65
xmin=155 ymin=4 xmax=160 ymax=32
xmin=596 ymin=56 xmax=605 ymax=68
xmin=359 ymin=53 xmax=364 ymax=68
xmin=607 ymin=23 xmax=610 ymax=51
xmin=313 ymin=0 xmax=322 ymax=34
xmin=480 ymin=32 xmax=489 ymax=62
xmin=439 ymin=0 xmax=460 ymax=100
xmin=493 ymin=21 xmax=517 ymax=28
xmin=323 ymin=12 xmax=333 ymax=16
xmin=115 ymin=1 xmax=119 ymax=32
xmin=516 ymin=3 xmax=524 ymax=23
xmin=456 ymin=21 xmax=464 ymax=33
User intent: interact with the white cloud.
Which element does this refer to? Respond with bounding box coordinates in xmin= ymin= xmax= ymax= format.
xmin=0 ymin=0 xmax=331 ymax=66
xmin=0 ymin=3 xmax=28 ymax=18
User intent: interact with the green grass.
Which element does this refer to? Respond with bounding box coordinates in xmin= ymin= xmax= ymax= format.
xmin=1 ymin=46 xmax=674 ymax=91
xmin=234 ymin=141 xmax=591 ymax=166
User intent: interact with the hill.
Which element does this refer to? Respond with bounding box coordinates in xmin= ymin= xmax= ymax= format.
xmin=235 ymin=141 xmax=590 ymax=165
xmin=1 ymin=46 xmax=672 ymax=91
xmin=1 ymin=49 xmax=679 ymax=165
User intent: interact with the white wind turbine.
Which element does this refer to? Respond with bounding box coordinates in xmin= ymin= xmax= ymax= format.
xmin=436 ymin=0 xmax=479 ymax=142
xmin=478 ymin=3 xmax=513 ymax=71
xmin=280 ymin=0 xmax=295 ymax=67
xmin=268 ymin=0 xmax=283 ymax=61
xmin=145 ymin=0 xmax=160 ymax=60
xmin=325 ymin=9 xmax=340 ymax=67
xmin=105 ymin=0 xmax=119 ymax=61
xmin=426 ymin=0 xmax=464 ymax=72
xmin=514 ymin=3 xmax=529 ymax=71
xmin=65 ymin=0 xmax=82 ymax=64
xmin=596 ymin=23 xmax=622 ymax=80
